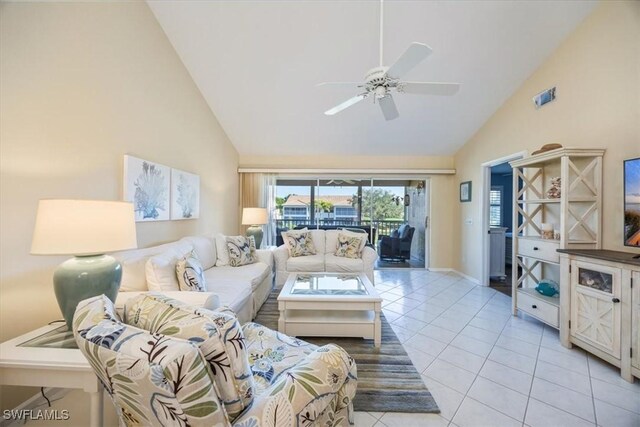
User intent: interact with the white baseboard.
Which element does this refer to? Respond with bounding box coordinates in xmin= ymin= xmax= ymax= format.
xmin=428 ymin=268 xmax=483 ymax=285
xmin=0 ymin=388 xmax=68 ymax=427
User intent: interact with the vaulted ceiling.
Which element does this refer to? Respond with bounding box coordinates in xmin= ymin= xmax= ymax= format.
xmin=148 ymin=1 xmax=596 ymax=156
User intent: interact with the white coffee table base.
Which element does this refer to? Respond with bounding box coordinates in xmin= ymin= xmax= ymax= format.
xmin=277 ymin=273 xmax=382 ymax=347
xmin=279 ymin=308 xmax=381 ymax=346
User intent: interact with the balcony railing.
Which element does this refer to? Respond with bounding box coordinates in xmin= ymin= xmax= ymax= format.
xmin=274 ymin=218 xmax=406 ymax=244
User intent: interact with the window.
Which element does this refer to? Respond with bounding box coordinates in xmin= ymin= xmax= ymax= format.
xmin=490 ymin=186 xmax=502 ymax=227
xmin=334 ymin=206 xmax=356 ymax=217
xmin=283 ymin=206 xmax=307 ymax=218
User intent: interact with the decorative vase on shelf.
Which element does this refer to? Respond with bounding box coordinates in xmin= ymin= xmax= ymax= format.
xmin=547 ymin=177 xmax=561 ymax=199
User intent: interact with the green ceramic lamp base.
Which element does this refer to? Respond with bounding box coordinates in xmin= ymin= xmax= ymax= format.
xmin=53 ymin=254 xmax=122 ymax=330
xmin=246 ymin=225 xmax=264 ymax=249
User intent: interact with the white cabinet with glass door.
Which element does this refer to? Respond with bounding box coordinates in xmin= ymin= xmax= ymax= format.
xmin=570 ymin=260 xmax=621 ymax=359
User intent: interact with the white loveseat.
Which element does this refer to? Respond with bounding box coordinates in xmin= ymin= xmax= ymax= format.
xmin=112 ymin=234 xmax=273 ymax=324
xmin=274 ymin=229 xmax=377 ymax=287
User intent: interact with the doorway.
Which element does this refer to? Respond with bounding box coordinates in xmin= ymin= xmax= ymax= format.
xmin=481 ymin=152 xmax=526 ymax=289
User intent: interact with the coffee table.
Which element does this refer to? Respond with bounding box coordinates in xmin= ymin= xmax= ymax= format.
xmin=278 ymin=273 xmax=382 ymax=347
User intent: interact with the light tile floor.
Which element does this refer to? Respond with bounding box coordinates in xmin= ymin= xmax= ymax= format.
xmin=355 ymin=269 xmax=640 ymax=427
xmin=24 ymin=269 xmax=640 ymax=427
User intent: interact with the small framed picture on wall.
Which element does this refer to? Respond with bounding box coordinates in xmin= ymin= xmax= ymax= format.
xmin=460 ymin=181 xmax=472 ymax=202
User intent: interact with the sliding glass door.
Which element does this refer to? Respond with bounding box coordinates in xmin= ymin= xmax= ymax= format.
xmin=274 ymin=177 xmax=428 ymax=268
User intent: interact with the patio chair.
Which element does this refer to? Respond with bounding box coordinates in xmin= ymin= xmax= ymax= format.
xmin=377 ymin=224 xmax=415 ymax=262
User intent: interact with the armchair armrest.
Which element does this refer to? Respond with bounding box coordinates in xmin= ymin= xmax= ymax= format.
xmin=115 ymin=291 xmax=221 ymax=316
xmin=232 ymin=344 xmax=357 ymax=425
xmin=255 ymin=248 xmax=274 ymax=268
xmin=272 ymin=245 xmax=290 ymax=269
xmin=362 ymin=245 xmax=377 ymax=263
xmin=273 ymin=245 xmax=290 ymax=287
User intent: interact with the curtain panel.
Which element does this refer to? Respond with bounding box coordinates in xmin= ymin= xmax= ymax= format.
xmin=239 ymin=172 xmax=277 ymax=247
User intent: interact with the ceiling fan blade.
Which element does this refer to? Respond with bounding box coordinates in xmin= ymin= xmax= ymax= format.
xmin=378 ymin=95 xmax=399 ymax=121
xmin=324 ymin=94 xmax=367 ymax=116
xmin=399 ymin=81 xmax=460 ymax=96
xmin=317 ymin=82 xmax=361 ymax=87
xmin=385 ymin=42 xmax=433 ymax=79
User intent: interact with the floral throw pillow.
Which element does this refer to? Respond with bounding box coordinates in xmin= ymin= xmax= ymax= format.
xmin=335 ymin=232 xmax=364 ymax=259
xmin=226 ymin=235 xmax=257 ymax=267
xmin=175 ymin=251 xmax=206 ymax=291
xmin=283 ymin=230 xmax=317 ymax=257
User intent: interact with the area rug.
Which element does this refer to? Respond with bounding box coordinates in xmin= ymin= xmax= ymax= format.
xmin=253 ymin=289 xmax=440 ymax=413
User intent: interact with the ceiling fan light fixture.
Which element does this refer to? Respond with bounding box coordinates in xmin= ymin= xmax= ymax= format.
xmin=374 ymin=86 xmax=388 ymax=98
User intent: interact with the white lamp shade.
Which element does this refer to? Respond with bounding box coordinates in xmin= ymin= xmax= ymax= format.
xmin=31 ymin=200 xmax=138 ymax=256
xmin=242 ymin=207 xmax=268 ymax=225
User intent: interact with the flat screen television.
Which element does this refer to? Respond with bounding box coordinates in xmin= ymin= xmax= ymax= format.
xmin=624 ymin=157 xmax=640 ymax=247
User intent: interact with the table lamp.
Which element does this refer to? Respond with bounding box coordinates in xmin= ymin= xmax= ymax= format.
xmin=242 ymin=207 xmax=268 ymax=249
xmin=31 ymin=200 xmax=137 ymax=330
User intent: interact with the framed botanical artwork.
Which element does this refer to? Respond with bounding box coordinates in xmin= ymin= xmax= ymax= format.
xmin=170 ymin=168 xmax=200 ymax=220
xmin=460 ymin=181 xmax=472 ymax=202
xmin=123 ymin=155 xmax=170 ymax=221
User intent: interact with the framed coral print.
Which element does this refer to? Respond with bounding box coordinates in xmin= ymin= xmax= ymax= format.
xmin=170 ymin=168 xmax=200 ymax=220
xmin=123 ymin=155 xmax=170 ymax=221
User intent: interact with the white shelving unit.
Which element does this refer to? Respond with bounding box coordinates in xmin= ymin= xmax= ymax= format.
xmin=509 ymin=148 xmax=605 ymax=329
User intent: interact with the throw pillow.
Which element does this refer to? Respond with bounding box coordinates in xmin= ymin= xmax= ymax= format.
xmin=226 ymin=235 xmax=257 ymax=267
xmin=339 ymin=228 xmax=367 ymax=252
xmin=282 ymin=229 xmax=317 ymax=257
xmin=175 ymin=251 xmax=206 ymax=292
xmin=335 ymin=232 xmax=365 ymax=259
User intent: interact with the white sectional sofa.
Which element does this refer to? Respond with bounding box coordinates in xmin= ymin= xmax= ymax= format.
xmin=112 ymin=234 xmax=273 ymax=324
xmin=274 ymin=229 xmax=377 ymax=287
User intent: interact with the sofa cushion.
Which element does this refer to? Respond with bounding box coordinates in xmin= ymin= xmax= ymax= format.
xmin=118 ymin=253 xmax=151 ymax=292
xmin=214 ymin=233 xmax=231 ymax=266
xmin=114 ymin=242 xmax=176 ymax=292
xmin=204 ymin=262 xmax=271 ymax=292
xmin=201 ymin=270 xmax=254 ymax=324
xmin=325 ymin=254 xmax=364 ymax=274
xmin=180 ymin=235 xmax=217 ymax=270
xmin=324 ymin=229 xmax=340 ymax=254
xmin=286 ymin=253 xmax=325 ymax=272
xmin=398 ymin=224 xmax=410 ymax=239
xmin=308 ymin=229 xmax=326 ymax=253
xmin=145 ymin=241 xmax=193 ymax=292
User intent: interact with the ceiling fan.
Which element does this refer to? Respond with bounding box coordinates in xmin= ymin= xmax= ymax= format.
xmin=319 ymin=0 xmax=460 ymax=121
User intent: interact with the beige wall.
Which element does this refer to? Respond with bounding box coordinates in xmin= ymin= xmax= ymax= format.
xmin=239 ymin=155 xmax=458 ymax=270
xmin=0 ymin=1 xmax=239 ymax=408
xmin=453 ymin=1 xmax=640 ymax=281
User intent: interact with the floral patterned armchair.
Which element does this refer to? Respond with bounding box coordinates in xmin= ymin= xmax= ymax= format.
xmin=73 ymin=293 xmax=357 ymax=426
